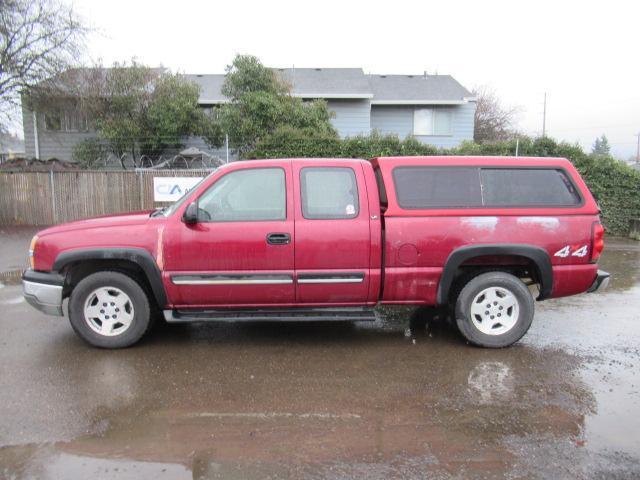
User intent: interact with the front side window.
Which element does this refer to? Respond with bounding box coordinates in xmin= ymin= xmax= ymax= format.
xmin=197 ymin=168 xmax=286 ymax=222
xmin=300 ymin=167 xmax=359 ymax=219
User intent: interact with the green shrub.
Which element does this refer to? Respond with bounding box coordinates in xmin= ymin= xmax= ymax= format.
xmin=247 ymin=129 xmax=440 ymax=159
xmin=247 ymin=132 xmax=640 ymax=235
xmin=72 ymin=138 xmax=107 ymax=169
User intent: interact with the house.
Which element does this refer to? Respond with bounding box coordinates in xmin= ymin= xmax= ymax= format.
xmin=21 ymin=68 xmax=475 ymax=162
xmin=0 ymin=132 xmax=25 ymax=163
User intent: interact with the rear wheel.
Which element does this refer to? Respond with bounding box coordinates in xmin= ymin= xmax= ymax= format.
xmin=454 ymin=271 xmax=534 ymax=348
xmin=68 ymin=271 xmax=152 ymax=348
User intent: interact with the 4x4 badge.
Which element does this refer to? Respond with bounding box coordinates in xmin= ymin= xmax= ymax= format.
xmin=554 ymin=245 xmax=588 ymax=258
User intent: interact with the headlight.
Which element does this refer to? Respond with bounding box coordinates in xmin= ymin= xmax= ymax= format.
xmin=28 ymin=235 xmax=38 ymax=269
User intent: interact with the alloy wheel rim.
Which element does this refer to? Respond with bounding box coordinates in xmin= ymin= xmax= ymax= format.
xmin=83 ymin=286 xmax=134 ymax=336
xmin=469 ymin=286 xmax=520 ymax=335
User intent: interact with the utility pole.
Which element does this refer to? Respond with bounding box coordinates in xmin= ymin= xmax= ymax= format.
xmin=542 ymin=92 xmax=547 ymax=137
xmin=636 ymin=132 xmax=640 ymax=165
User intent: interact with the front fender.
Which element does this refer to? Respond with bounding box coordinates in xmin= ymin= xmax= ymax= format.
xmin=52 ymin=247 xmax=167 ymax=308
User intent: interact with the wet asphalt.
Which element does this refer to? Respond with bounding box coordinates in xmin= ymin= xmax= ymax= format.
xmin=0 ymin=228 xmax=639 ymax=479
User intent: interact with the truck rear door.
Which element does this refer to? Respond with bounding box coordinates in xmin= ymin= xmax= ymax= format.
xmin=292 ymin=160 xmax=375 ymax=304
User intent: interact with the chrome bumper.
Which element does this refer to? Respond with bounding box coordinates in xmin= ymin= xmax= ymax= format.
xmin=587 ymin=270 xmax=610 ymax=293
xmin=22 ymin=270 xmax=64 ymax=316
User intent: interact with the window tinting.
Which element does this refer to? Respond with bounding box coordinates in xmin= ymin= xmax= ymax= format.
xmin=198 ymin=168 xmax=285 ymax=221
xmin=481 ymin=169 xmax=581 ymax=206
xmin=392 ymin=166 xmax=581 ymax=209
xmin=393 ymin=167 xmax=482 ymax=208
xmin=301 ymin=167 xmax=359 ymax=219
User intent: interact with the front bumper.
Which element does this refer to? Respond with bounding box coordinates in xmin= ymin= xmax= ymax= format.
xmin=587 ymin=269 xmax=610 ymax=293
xmin=22 ymin=269 xmax=65 ymax=316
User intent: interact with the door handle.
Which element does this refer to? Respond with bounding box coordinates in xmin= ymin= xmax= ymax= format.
xmin=266 ymin=233 xmax=291 ymax=245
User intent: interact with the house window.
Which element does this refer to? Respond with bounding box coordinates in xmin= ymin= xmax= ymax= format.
xmin=413 ymin=109 xmax=453 ymax=136
xmin=43 ymin=110 xmax=89 ymax=132
xmin=64 ymin=110 xmax=89 ymax=131
xmin=44 ymin=112 xmax=62 ymax=131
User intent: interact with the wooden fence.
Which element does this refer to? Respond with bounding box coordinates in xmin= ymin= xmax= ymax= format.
xmin=0 ymin=169 xmax=211 ymax=226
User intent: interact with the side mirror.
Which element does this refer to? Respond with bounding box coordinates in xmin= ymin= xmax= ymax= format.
xmin=182 ymin=202 xmax=198 ymax=224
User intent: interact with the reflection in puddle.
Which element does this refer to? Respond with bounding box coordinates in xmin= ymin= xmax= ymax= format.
xmin=0 ymin=448 xmax=190 ymax=480
xmin=467 ymin=361 xmax=514 ymax=404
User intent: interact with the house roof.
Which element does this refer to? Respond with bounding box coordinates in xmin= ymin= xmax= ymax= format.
xmin=367 ymin=74 xmax=473 ymax=104
xmin=184 ymin=74 xmax=227 ymax=103
xmin=186 ymin=68 xmax=373 ymax=103
xmin=37 ymin=67 xmax=474 ymax=106
xmin=38 ymin=67 xmax=166 ymax=94
xmin=277 ymin=68 xmax=373 ymax=98
xmin=187 ymin=68 xmax=473 ymax=105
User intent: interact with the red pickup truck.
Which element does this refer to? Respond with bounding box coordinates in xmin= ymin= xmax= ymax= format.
xmin=23 ymin=156 xmax=609 ymax=349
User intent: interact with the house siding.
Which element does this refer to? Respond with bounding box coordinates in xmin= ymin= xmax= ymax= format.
xmin=370 ymin=101 xmax=476 ymax=148
xmin=22 ymin=105 xmax=97 ymax=161
xmin=22 ymin=104 xmax=232 ymax=162
xmin=326 ymin=99 xmax=371 ymax=138
xmin=181 ymin=136 xmax=236 ymax=162
xmin=22 ymin=105 xmax=36 ymax=158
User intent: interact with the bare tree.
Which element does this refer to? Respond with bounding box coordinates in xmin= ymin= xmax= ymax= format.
xmin=472 ymin=86 xmax=520 ymax=143
xmin=0 ymin=0 xmax=87 ymax=129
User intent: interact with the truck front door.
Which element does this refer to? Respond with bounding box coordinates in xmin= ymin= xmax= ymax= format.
xmin=292 ymin=161 xmax=372 ymax=305
xmin=163 ymin=162 xmax=295 ymax=307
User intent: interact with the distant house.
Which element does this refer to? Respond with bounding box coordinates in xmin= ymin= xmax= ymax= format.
xmin=0 ymin=133 xmax=25 ymax=163
xmin=21 ymin=68 xmax=475 ymax=162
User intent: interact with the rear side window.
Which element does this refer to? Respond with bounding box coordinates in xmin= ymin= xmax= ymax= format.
xmin=393 ymin=167 xmax=482 ymax=208
xmin=300 ymin=167 xmax=359 ymax=219
xmin=392 ymin=166 xmax=581 ymax=209
xmin=480 ymin=169 xmax=581 ymax=206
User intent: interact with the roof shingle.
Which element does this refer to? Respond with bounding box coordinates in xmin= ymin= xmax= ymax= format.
xmin=152 ymin=69 xmax=474 ymax=104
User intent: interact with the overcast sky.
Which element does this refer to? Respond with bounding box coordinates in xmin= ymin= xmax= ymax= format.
xmin=73 ymin=0 xmax=639 ymax=160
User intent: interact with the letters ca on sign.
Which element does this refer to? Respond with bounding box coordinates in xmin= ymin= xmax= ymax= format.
xmin=153 ymin=177 xmax=203 ymax=202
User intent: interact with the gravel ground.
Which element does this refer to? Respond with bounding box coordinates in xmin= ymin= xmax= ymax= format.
xmin=0 ymin=228 xmax=639 ymax=479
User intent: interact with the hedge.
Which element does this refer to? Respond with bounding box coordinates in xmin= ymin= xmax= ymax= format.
xmin=247 ymin=130 xmax=640 ymax=235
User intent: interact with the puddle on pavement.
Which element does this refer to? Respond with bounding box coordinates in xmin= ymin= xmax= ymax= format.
xmin=0 ymin=237 xmax=639 ymax=478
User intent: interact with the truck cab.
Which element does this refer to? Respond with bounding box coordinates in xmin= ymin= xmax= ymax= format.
xmin=23 ymin=156 xmax=609 ymax=349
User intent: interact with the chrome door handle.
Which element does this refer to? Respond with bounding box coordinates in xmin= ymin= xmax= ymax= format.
xmin=266 ymin=233 xmax=291 ymax=245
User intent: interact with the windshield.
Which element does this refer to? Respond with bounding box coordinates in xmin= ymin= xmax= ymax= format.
xmin=155 ymin=170 xmax=216 ymax=217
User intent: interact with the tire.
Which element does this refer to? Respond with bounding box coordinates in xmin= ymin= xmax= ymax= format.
xmin=68 ymin=271 xmax=152 ymax=348
xmin=454 ymin=271 xmax=534 ymax=348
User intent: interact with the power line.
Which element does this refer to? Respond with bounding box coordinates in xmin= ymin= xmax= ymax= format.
xmin=542 ymin=92 xmax=547 ymax=137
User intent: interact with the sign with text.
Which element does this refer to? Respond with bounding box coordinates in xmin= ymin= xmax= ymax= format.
xmin=153 ymin=177 xmax=203 ymax=202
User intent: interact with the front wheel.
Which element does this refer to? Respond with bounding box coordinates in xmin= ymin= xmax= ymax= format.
xmin=454 ymin=272 xmax=534 ymax=348
xmin=68 ymin=271 xmax=152 ymax=348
